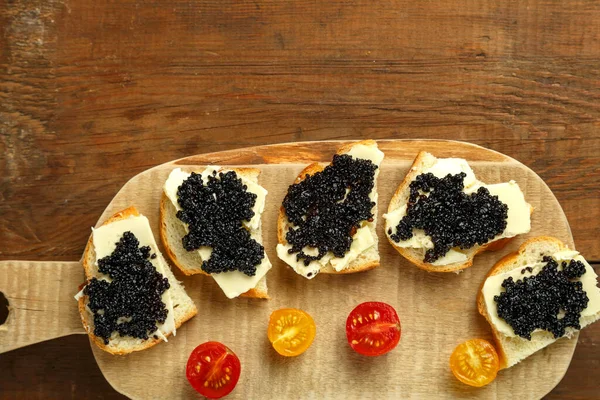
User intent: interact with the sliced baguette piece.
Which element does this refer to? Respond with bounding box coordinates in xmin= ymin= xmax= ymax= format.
xmin=385 ymin=151 xmax=533 ymax=272
xmin=277 ymin=140 xmax=382 ymax=276
xmin=79 ymin=206 xmax=197 ymax=355
xmin=160 ymin=167 xmax=270 ymax=299
xmin=477 ymin=236 xmax=600 ymax=369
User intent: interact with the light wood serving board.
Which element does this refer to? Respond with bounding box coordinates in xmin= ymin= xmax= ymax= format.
xmin=0 ymin=140 xmax=578 ymax=399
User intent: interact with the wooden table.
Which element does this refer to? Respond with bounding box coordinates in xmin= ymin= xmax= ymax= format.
xmin=1 ymin=0 xmax=599 ymax=398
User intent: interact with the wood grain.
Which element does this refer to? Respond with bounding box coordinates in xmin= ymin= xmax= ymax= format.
xmin=1 ymin=0 xmax=599 ymax=398
xmin=0 ymin=141 xmax=582 ymax=399
xmin=0 ymin=261 xmax=84 ymax=353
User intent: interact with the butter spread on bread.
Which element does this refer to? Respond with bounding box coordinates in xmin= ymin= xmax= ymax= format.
xmin=162 ymin=167 xmax=271 ymax=299
xmin=276 ymin=140 xmax=383 ymax=279
xmin=384 ymin=152 xmax=531 ymax=271
xmin=77 ymin=207 xmax=197 ymax=355
xmin=478 ymin=237 xmax=600 ymax=369
xmin=90 ymin=215 xmax=177 ymax=340
xmin=482 ymin=249 xmax=600 ymax=338
xmin=277 ymin=225 xmax=375 ymax=276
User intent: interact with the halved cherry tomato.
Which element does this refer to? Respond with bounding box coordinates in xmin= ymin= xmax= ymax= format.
xmin=186 ymin=341 xmax=241 ymax=399
xmin=268 ymin=308 xmax=316 ymax=357
xmin=346 ymin=301 xmax=401 ymax=356
xmin=449 ymin=339 xmax=499 ymax=387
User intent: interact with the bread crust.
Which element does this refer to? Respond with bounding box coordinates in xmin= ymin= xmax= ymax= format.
xmin=385 ymin=151 xmax=532 ymax=273
xmin=240 ymin=286 xmax=268 ymax=299
xmin=159 ymin=194 xmax=206 ymax=277
xmin=159 ymin=167 xmax=269 ymax=299
xmin=276 ymin=163 xmax=325 ymax=244
xmin=79 ymin=206 xmax=197 ymax=355
xmin=476 ymin=236 xmax=568 ymax=369
xmin=277 ymin=140 xmax=381 ymax=275
xmin=81 ymin=206 xmax=140 ymax=279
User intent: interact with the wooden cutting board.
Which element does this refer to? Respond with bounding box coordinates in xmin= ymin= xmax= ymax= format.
xmin=0 ymin=140 xmax=578 ymax=399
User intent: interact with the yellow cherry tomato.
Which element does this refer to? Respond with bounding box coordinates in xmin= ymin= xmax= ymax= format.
xmin=267 ymin=308 xmax=316 ymax=357
xmin=450 ymin=339 xmax=500 ymax=387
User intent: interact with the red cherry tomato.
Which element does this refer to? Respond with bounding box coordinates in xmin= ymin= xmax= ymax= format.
xmin=186 ymin=341 xmax=241 ymax=399
xmin=346 ymin=301 xmax=401 ymax=356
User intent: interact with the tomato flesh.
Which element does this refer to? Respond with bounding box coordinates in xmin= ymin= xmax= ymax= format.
xmin=186 ymin=341 xmax=241 ymax=399
xmin=346 ymin=302 xmax=401 ymax=356
xmin=449 ymin=339 xmax=499 ymax=387
xmin=268 ymin=308 xmax=316 ymax=357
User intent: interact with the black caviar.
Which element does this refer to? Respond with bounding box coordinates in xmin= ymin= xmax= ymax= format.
xmin=563 ymin=258 xmax=586 ymax=279
xmin=388 ymin=172 xmax=508 ymax=263
xmin=282 ymin=154 xmax=377 ymax=265
xmin=176 ymin=170 xmax=264 ymax=276
xmin=84 ymin=231 xmax=170 ymax=344
xmin=495 ymin=256 xmax=589 ymax=340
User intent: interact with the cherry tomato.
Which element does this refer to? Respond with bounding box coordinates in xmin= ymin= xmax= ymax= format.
xmin=449 ymin=339 xmax=499 ymax=387
xmin=267 ymin=308 xmax=316 ymax=357
xmin=186 ymin=341 xmax=241 ymax=399
xmin=346 ymin=301 xmax=401 ymax=356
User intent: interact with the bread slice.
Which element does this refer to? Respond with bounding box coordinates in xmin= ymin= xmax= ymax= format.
xmin=385 ymin=151 xmax=532 ymax=272
xmin=160 ymin=167 xmax=269 ymax=299
xmin=277 ymin=140 xmax=381 ymax=275
xmin=79 ymin=206 xmax=197 ymax=355
xmin=477 ymin=236 xmax=600 ymax=369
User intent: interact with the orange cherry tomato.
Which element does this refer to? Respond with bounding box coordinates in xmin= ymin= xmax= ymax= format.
xmin=267 ymin=308 xmax=316 ymax=357
xmin=449 ymin=339 xmax=499 ymax=387
xmin=186 ymin=342 xmax=241 ymax=399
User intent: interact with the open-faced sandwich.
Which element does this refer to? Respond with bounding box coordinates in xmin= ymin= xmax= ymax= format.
xmin=76 ymin=206 xmax=197 ymax=355
xmin=161 ymin=166 xmax=271 ymax=299
xmin=478 ymin=236 xmax=600 ymax=369
xmin=276 ymin=140 xmax=384 ymax=279
xmin=384 ymin=152 xmax=532 ymax=272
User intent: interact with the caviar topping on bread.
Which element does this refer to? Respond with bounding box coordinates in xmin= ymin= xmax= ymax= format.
xmin=478 ymin=236 xmax=600 ymax=369
xmin=161 ymin=166 xmax=271 ymax=299
xmin=276 ymin=140 xmax=383 ymax=279
xmin=77 ymin=206 xmax=197 ymax=355
xmin=384 ymin=152 xmax=532 ymax=272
